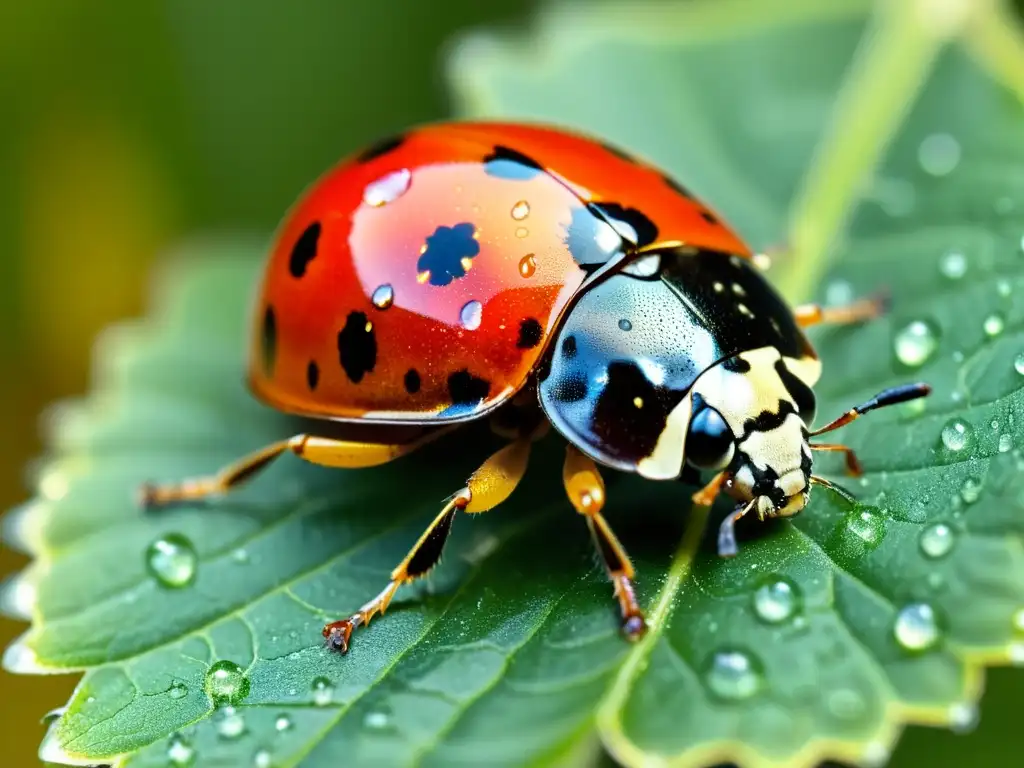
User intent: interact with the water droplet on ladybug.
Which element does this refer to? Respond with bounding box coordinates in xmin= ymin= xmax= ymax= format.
xmin=518 ymin=254 xmax=536 ymax=278
xmin=363 ymin=168 xmax=411 ymax=207
xmin=515 ymin=226 xmax=529 ymax=239
xmin=371 ymin=284 xmax=394 ymax=310
xmin=460 ymin=300 xmax=483 ymax=330
xmin=511 ymin=200 xmax=530 ymax=220
xmin=918 ymin=133 xmax=960 ymax=176
xmin=618 ymin=318 xmax=632 ymax=331
xmin=893 ymin=602 xmax=941 ymax=651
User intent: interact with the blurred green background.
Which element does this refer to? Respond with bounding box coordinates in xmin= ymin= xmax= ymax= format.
xmin=0 ymin=2 xmax=538 ymax=763
xmin=2 ymin=2 xmax=1024 ymax=766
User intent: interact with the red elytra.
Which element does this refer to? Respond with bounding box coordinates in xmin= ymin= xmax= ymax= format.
xmin=247 ymin=121 xmax=750 ymax=424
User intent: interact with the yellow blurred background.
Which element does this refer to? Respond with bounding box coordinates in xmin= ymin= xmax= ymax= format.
xmin=0 ymin=3 xmax=536 ymax=762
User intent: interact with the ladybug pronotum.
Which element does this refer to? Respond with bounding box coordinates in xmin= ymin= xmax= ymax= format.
xmin=141 ymin=122 xmax=930 ymax=652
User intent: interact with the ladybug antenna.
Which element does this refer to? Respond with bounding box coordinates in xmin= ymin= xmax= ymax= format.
xmin=809 ymin=383 xmax=931 ymax=437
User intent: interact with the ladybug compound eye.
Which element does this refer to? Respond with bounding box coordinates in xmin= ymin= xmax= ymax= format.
xmin=686 ymin=405 xmax=735 ymax=471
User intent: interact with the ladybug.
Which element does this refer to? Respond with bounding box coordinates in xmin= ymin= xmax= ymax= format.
xmin=141 ymin=122 xmax=930 ymax=652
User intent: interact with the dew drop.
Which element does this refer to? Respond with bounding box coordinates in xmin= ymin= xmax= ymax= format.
xmin=919 ymin=523 xmax=955 ymax=559
xmin=1015 ymin=352 xmax=1024 ymax=376
xmin=703 ymin=649 xmax=763 ymax=701
xmin=275 ymin=714 xmax=292 ymax=732
xmin=364 ymin=711 xmax=390 ymax=729
xmin=938 ymin=251 xmax=967 ymax=279
xmin=949 ymin=702 xmax=980 ymax=734
xmin=918 ymin=133 xmax=961 ymax=176
xmin=847 ymin=507 xmax=886 ymax=549
xmin=363 ymin=168 xmax=411 ymax=207
xmin=510 ymin=200 xmax=530 ymax=220
xmin=1000 ymin=433 xmax=1014 ymax=453
xmin=459 ymin=300 xmax=483 ymax=331
xmin=371 ymin=284 xmax=394 ymax=310
xmin=231 ymin=548 xmax=249 ymax=564
xmin=618 ymin=318 xmax=633 ymax=332
xmin=253 ymin=748 xmax=272 ymax=768
xmin=167 ymin=733 xmax=195 ymax=766
xmin=145 ymin=534 xmax=197 ymax=588
xmin=893 ymin=602 xmax=941 ymax=651
xmin=893 ymin=319 xmax=940 ymax=367
xmin=312 ymin=677 xmax=334 ymax=707
xmin=940 ymin=418 xmax=972 ymax=452
xmin=827 ymin=688 xmax=868 ymax=721
xmin=862 ymin=742 xmax=891 ymax=768
xmin=959 ymin=476 xmax=983 ymax=505
xmin=518 ymin=253 xmax=536 ymax=278
xmin=997 ymin=278 xmax=1012 ymax=297
xmin=215 ymin=705 xmax=246 ymax=739
xmin=515 ymin=226 xmax=529 ymax=239
xmin=983 ymin=312 xmax=1005 ymax=337
xmin=205 ymin=660 xmax=250 ymax=705
xmin=752 ymin=579 xmax=800 ymax=624
xmin=169 ymin=681 xmax=189 ymax=700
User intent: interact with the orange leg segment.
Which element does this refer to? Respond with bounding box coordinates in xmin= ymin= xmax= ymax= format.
xmin=563 ymin=446 xmax=647 ymax=640
xmin=322 ymin=440 xmax=531 ymax=653
xmin=810 ymin=443 xmax=863 ymax=476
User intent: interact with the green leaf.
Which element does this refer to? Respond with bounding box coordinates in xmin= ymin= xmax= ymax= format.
xmin=5 ymin=2 xmax=1024 ymax=767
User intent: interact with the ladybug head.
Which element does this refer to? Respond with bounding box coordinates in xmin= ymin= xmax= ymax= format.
xmin=684 ymin=348 xmax=819 ymax=521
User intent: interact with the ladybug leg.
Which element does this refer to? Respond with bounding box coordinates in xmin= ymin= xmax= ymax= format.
xmin=809 ymin=383 xmax=932 ymax=437
xmin=562 ymin=445 xmax=647 ymax=641
xmin=809 ymin=443 xmax=863 ymax=476
xmin=691 ymin=471 xmax=730 ymax=507
xmin=323 ymin=439 xmax=531 ymax=653
xmin=793 ymin=293 xmax=887 ymax=328
xmin=138 ymin=436 xmax=425 ymax=507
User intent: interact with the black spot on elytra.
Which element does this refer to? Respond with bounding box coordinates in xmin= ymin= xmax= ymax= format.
xmin=357 ymin=134 xmax=404 ymax=163
xmin=405 ymin=506 xmax=456 ymax=577
xmin=306 ymin=360 xmax=320 ymax=390
xmin=447 ymin=369 xmax=490 ymax=406
xmin=261 ymin=306 xmax=277 ymax=377
xmin=289 ymin=222 xmax=321 ymax=278
xmin=700 ymin=210 xmax=719 ymax=225
xmin=483 ymin=145 xmax=543 ymax=180
xmin=337 ymin=312 xmax=376 ymax=383
xmin=561 ymin=334 xmax=578 ymax=358
xmin=589 ymin=202 xmax=659 ymax=248
xmin=417 ymin=222 xmax=480 ymax=286
xmin=517 ymin=318 xmax=543 ymax=349
xmin=722 ymin=355 xmax=752 ymax=373
xmin=404 ymin=368 xmax=421 ymax=394
xmin=662 ymin=173 xmax=692 ymax=198
xmin=775 ymin=358 xmax=817 ymax=425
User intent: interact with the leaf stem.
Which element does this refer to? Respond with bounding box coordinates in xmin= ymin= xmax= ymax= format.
xmin=595 ymin=502 xmax=711 ymax=768
xmin=779 ymin=0 xmax=971 ymax=301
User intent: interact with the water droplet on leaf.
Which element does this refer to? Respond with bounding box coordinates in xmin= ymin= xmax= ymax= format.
xmin=275 ymin=714 xmax=292 ymax=732
xmin=169 ymin=681 xmax=188 ymax=700
xmin=938 ymin=251 xmax=966 ymax=279
xmin=215 ymin=705 xmax=246 ymax=739
xmin=167 ymin=733 xmax=195 ymax=766
xmin=827 ymin=688 xmax=867 ymax=721
xmin=364 ymin=711 xmax=390 ymax=729
xmin=894 ymin=602 xmax=941 ymax=651
xmin=983 ymin=313 xmax=1005 ymax=337
xmin=145 ymin=534 xmax=197 ymax=588
xmin=752 ymin=579 xmax=800 ymax=624
xmin=893 ymin=320 xmax=939 ymax=367
xmin=940 ymin=418 xmax=972 ymax=452
xmin=703 ymin=649 xmax=763 ymax=701
xmin=959 ymin=476 xmax=983 ymax=505
xmin=918 ymin=133 xmax=961 ymax=176
xmin=312 ymin=677 xmax=334 ymax=707
xmin=205 ymin=660 xmax=249 ymax=705
xmin=253 ymin=748 xmax=272 ymax=768
xmin=919 ymin=523 xmax=955 ymax=558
